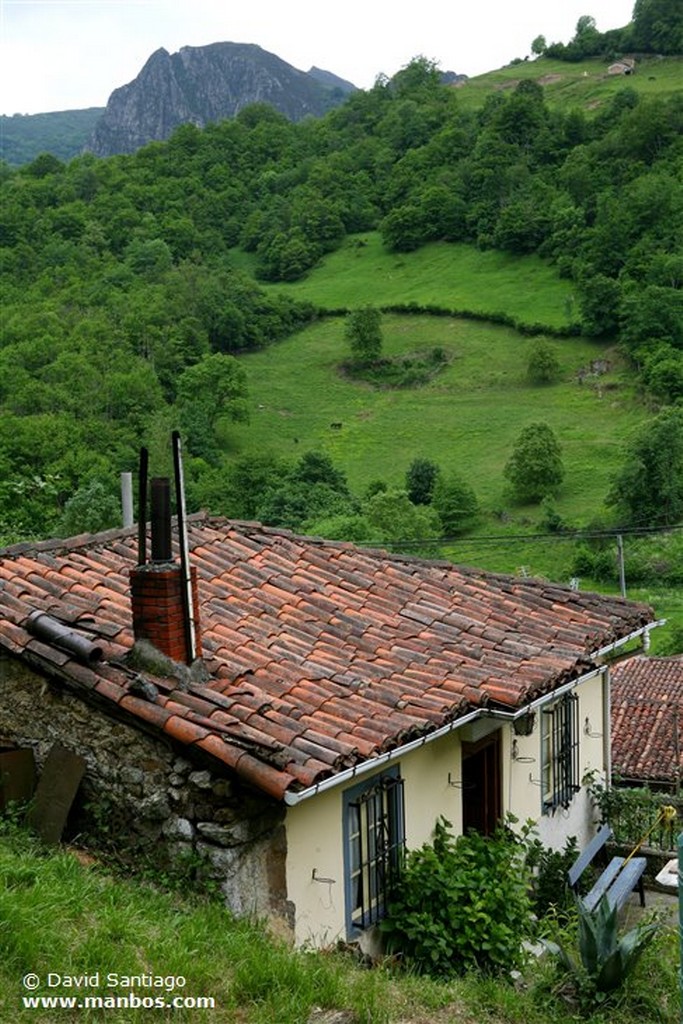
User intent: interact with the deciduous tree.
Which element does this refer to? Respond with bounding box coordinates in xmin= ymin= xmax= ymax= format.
xmin=607 ymin=408 xmax=683 ymax=526
xmin=431 ymin=474 xmax=479 ymax=534
xmin=526 ymin=338 xmax=561 ymax=385
xmin=406 ymin=457 xmax=441 ymax=505
xmin=504 ymin=422 xmax=564 ymax=502
xmin=345 ymin=305 xmax=383 ymax=365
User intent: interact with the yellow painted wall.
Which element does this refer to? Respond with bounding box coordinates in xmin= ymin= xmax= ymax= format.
xmin=286 ymin=730 xmax=463 ymax=947
xmin=286 ymin=670 xmax=608 ymax=947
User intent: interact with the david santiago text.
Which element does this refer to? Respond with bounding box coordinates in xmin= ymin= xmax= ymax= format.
xmin=25 ymin=973 xmax=186 ymax=991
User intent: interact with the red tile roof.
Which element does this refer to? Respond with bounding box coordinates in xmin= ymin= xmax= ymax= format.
xmin=611 ymin=656 xmax=683 ymax=785
xmin=0 ymin=514 xmax=655 ymax=800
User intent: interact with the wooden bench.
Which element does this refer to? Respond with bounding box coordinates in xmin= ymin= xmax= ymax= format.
xmin=568 ymin=823 xmax=646 ymax=913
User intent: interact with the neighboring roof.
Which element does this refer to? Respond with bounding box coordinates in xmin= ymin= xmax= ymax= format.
xmin=0 ymin=514 xmax=655 ymax=800
xmin=611 ymin=656 xmax=683 ymax=785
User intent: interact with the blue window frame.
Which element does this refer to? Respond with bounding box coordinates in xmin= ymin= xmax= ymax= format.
xmin=342 ymin=767 xmax=405 ymax=937
xmin=541 ymin=693 xmax=580 ymax=813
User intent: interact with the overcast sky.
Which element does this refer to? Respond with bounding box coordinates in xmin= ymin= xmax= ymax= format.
xmin=1 ymin=0 xmax=636 ymax=116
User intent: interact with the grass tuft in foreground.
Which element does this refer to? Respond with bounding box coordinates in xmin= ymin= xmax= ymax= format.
xmin=0 ymin=819 xmax=680 ymax=1023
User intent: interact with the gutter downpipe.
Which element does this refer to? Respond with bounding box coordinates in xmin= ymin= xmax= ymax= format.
xmin=604 ymin=662 xmax=612 ymax=786
xmin=283 ymin=620 xmax=662 ymax=808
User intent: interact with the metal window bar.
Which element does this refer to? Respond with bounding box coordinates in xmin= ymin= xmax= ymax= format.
xmin=543 ymin=694 xmax=580 ymax=812
xmin=349 ymin=775 xmax=405 ymax=929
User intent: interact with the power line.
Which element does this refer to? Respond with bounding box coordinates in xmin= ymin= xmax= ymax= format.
xmin=357 ymin=520 xmax=683 ymax=551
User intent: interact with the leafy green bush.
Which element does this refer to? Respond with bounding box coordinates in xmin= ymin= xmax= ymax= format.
xmin=380 ymin=817 xmax=533 ymax=976
xmin=526 ymin=338 xmax=561 ymax=385
xmin=504 ymin=421 xmax=564 ymax=502
xmin=431 ymin=473 xmax=479 ymax=534
xmin=572 ymin=542 xmax=617 ymax=583
xmin=525 ymin=833 xmax=579 ymax=922
xmin=405 ymin=456 xmax=441 ymax=505
xmin=589 ymin=780 xmax=681 ymax=852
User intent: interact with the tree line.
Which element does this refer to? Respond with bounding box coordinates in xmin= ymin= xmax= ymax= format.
xmin=0 ymin=22 xmax=681 ymax=543
xmin=533 ymin=1 xmax=682 ymax=62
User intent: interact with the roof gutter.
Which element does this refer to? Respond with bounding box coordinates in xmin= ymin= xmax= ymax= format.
xmin=283 ymin=620 xmax=662 ymax=807
xmin=591 ymin=620 xmax=665 ymax=660
xmin=284 ymin=709 xmax=481 ymax=806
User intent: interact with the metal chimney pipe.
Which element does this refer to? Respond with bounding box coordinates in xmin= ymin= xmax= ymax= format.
xmin=121 ymin=472 xmax=134 ymax=529
xmin=138 ymin=447 xmax=149 ymax=566
xmin=150 ymin=477 xmax=173 ymax=562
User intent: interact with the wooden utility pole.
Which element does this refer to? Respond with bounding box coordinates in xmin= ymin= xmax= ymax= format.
xmin=617 ymin=534 xmax=626 ymax=597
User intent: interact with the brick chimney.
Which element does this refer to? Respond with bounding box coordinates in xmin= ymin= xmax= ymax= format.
xmin=129 ymin=477 xmax=200 ymax=665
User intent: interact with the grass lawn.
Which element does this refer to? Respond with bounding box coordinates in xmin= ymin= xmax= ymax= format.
xmin=233 ymin=232 xmax=577 ymax=331
xmin=224 ymin=308 xmax=683 ymax=641
xmin=454 ymin=55 xmax=683 ymax=115
xmin=0 ymin=824 xmax=679 ymax=1024
xmin=227 ymin=312 xmax=645 ymax=526
xmin=225 ymin=236 xmax=681 ymax=644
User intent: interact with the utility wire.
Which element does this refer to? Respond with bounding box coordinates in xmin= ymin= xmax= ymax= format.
xmin=356 ymin=520 xmax=683 ymax=551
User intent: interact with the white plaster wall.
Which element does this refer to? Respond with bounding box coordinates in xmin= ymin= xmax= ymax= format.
xmin=536 ymin=785 xmax=598 ymax=852
xmin=285 ymin=783 xmax=344 ymax=948
xmin=535 ymin=671 xmax=607 ymax=852
xmin=505 ymin=718 xmax=541 ymax=825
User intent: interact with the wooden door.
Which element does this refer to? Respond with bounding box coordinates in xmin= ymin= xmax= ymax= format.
xmin=461 ymin=731 xmax=501 ymax=835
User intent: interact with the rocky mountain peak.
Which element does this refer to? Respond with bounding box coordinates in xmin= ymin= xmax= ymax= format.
xmin=86 ymin=41 xmax=356 ymax=157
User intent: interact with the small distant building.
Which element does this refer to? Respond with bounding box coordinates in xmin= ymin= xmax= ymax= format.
xmin=607 ymin=58 xmax=636 ymax=76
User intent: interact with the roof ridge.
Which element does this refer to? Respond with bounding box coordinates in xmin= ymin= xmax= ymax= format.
xmin=0 ymin=511 xmax=211 ymax=559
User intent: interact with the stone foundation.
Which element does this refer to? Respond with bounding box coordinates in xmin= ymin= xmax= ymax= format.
xmin=0 ymin=653 xmax=294 ymax=935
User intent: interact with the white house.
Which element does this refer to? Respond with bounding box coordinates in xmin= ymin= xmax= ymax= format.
xmin=0 ymin=514 xmax=658 ymax=947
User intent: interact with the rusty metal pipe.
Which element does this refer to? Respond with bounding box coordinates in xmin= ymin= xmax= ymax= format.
xmin=25 ymin=611 xmax=104 ymax=664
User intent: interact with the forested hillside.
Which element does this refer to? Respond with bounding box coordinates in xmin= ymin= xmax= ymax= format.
xmin=0 ymin=109 xmax=104 ymax=166
xmin=0 ymin=41 xmax=681 ymax=547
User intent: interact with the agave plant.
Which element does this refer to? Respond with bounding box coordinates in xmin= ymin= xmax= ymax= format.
xmin=542 ymin=892 xmax=659 ymax=994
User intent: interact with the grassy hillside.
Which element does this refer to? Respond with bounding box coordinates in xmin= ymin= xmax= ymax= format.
xmin=227 ymin=310 xmax=642 ymax=520
xmin=455 ymin=55 xmax=683 ymax=114
xmin=230 ymin=238 xmax=638 ymax=521
xmin=227 ymin=237 xmax=683 ymax=649
xmin=0 ymin=824 xmax=678 ymax=1023
xmin=233 ymin=233 xmax=577 ymax=331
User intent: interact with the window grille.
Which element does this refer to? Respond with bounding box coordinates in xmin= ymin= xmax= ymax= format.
xmin=344 ymin=771 xmax=405 ymax=934
xmin=541 ymin=693 xmax=580 ymax=812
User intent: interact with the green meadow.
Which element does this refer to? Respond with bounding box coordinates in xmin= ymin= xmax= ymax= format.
xmin=225 ymin=236 xmax=682 ymax=645
xmin=454 ymin=55 xmax=683 ymax=114
xmin=227 ymin=314 xmax=643 ymax=525
xmin=232 ymin=233 xmax=577 ymax=330
xmin=0 ymin=822 xmax=679 ymax=1024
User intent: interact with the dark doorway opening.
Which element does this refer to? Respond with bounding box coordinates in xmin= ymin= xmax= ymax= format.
xmin=462 ymin=730 xmax=502 ymax=835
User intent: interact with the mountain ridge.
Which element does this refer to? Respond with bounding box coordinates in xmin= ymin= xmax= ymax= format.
xmin=85 ymin=41 xmax=357 ymax=157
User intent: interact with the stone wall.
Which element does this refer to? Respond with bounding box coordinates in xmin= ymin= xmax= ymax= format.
xmin=0 ymin=653 xmax=293 ymax=934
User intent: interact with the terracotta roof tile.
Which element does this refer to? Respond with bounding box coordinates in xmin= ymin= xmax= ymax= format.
xmin=611 ymin=656 xmax=683 ymax=784
xmin=0 ymin=514 xmax=657 ymax=801
xmin=163 ymin=714 xmax=211 ymax=745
